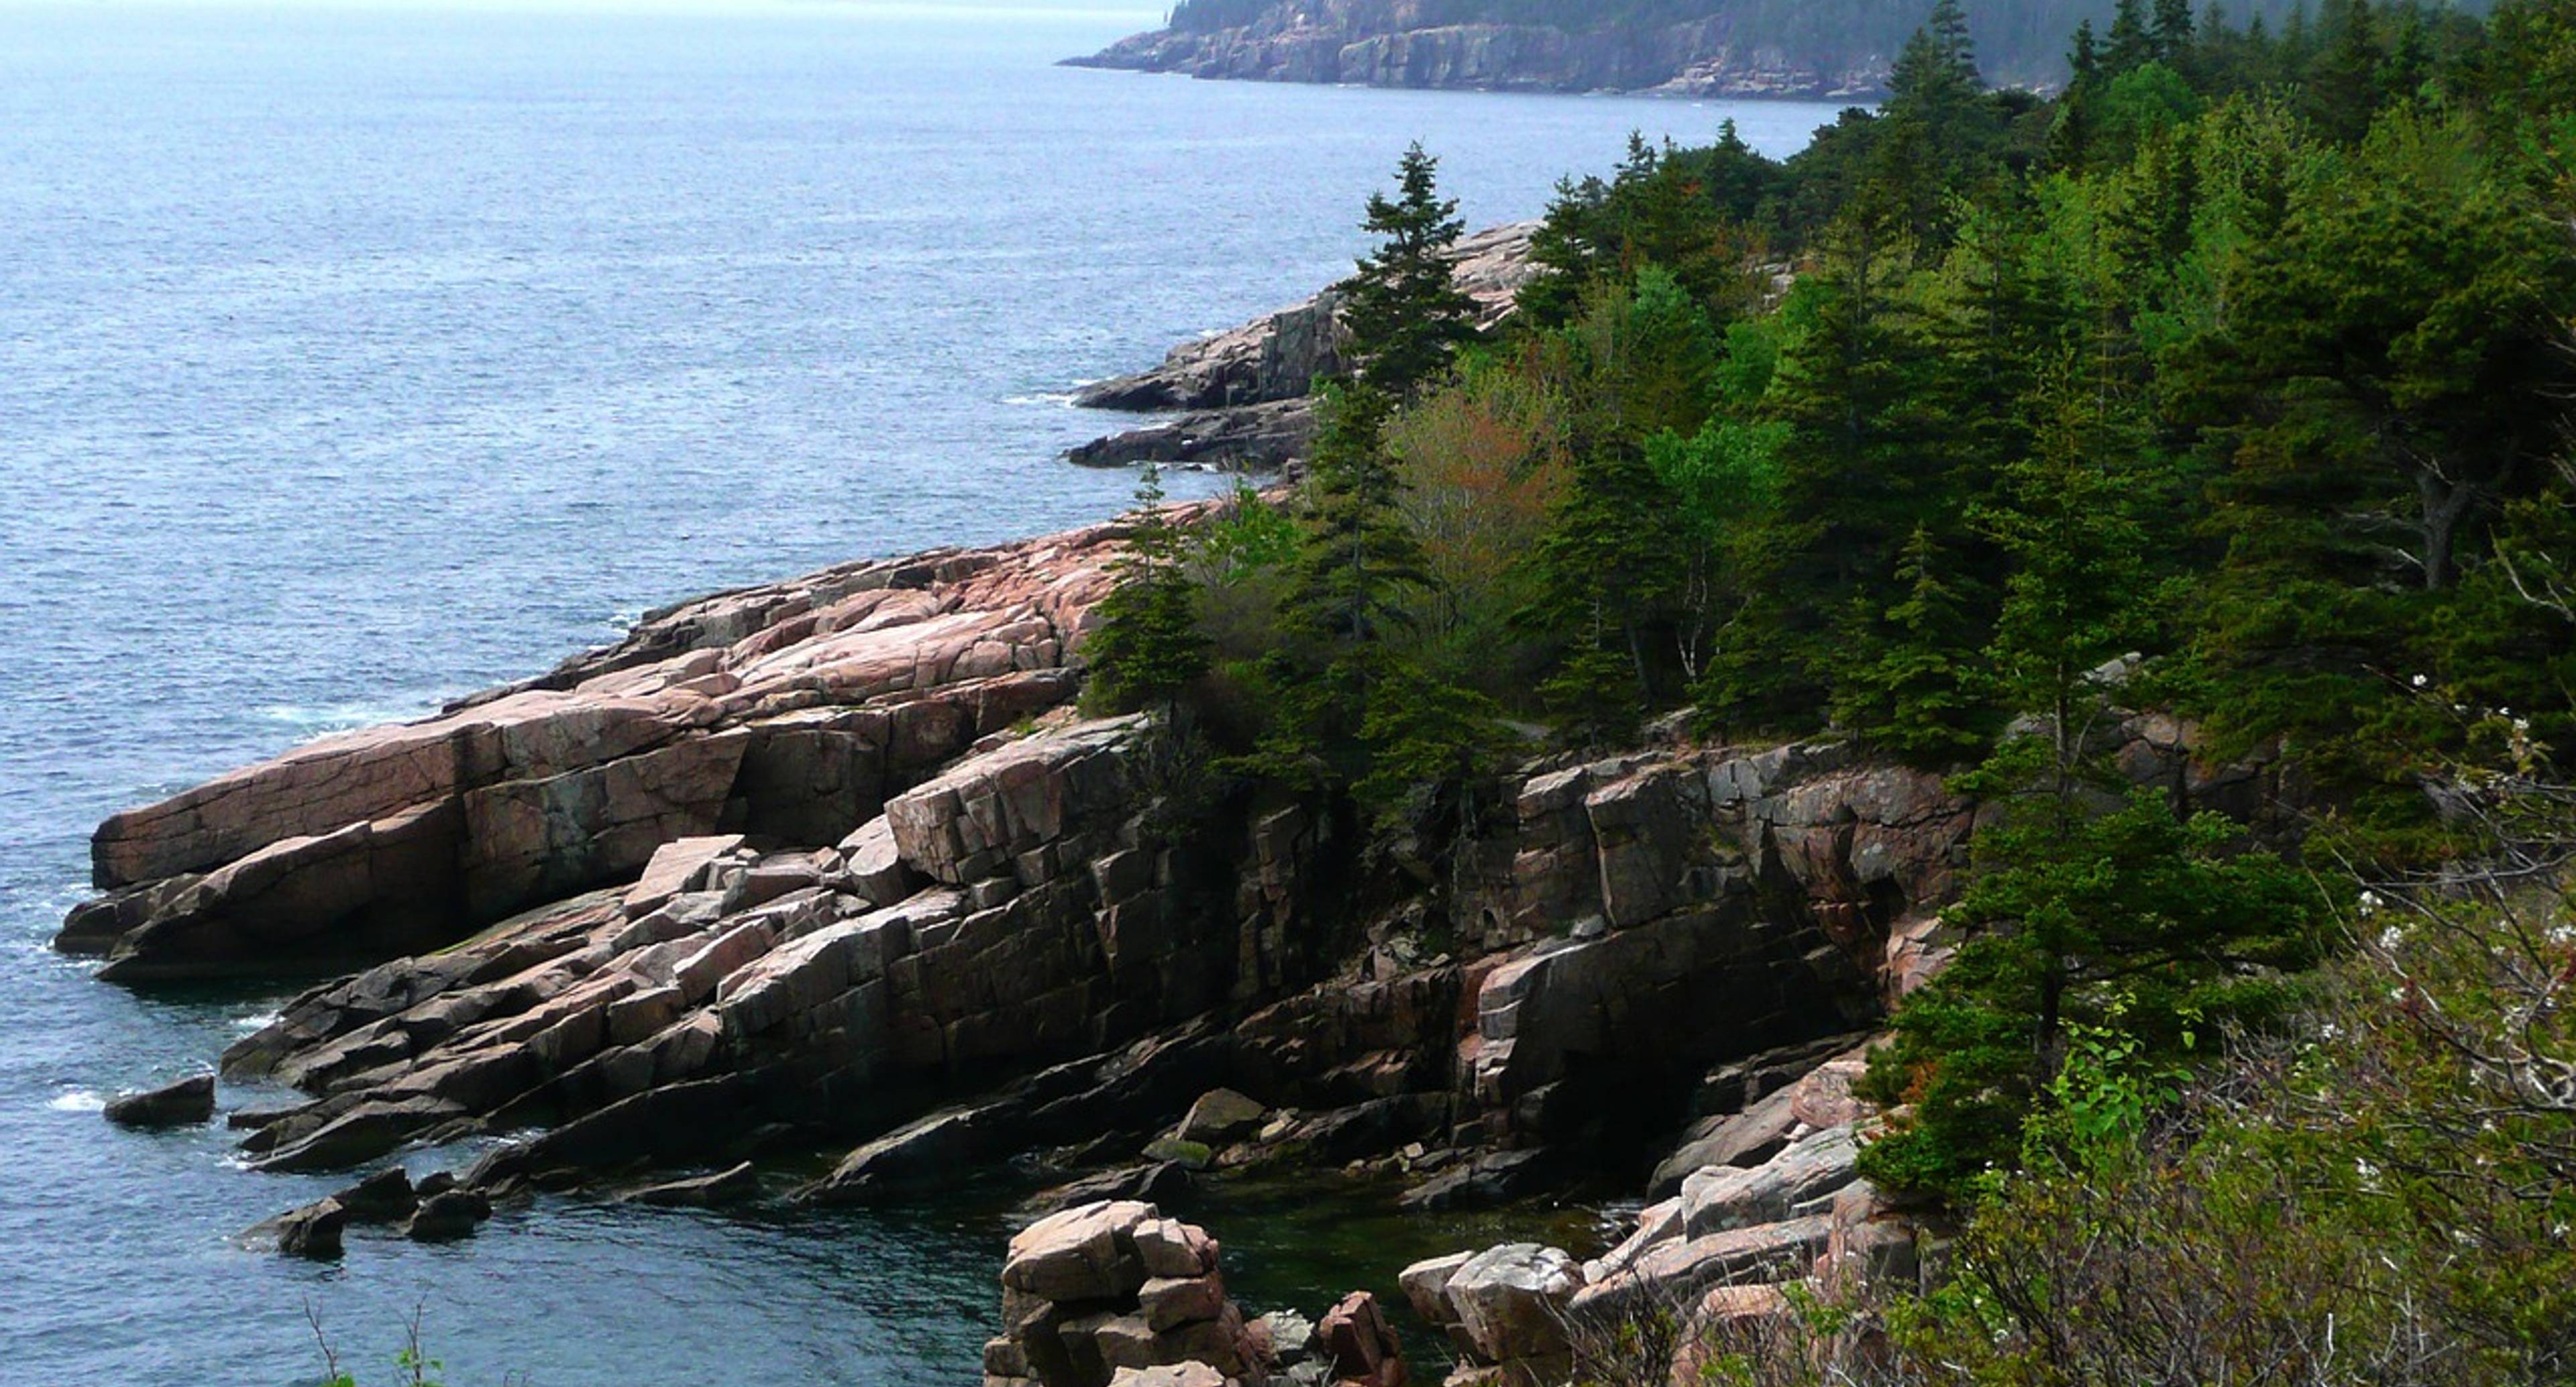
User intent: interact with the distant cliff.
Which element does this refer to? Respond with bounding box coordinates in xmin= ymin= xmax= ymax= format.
xmin=1067 ymin=0 xmax=1894 ymax=99
xmin=1065 ymin=0 xmax=2216 ymax=97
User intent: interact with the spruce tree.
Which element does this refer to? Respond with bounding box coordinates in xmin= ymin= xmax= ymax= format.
xmin=2108 ymin=0 xmax=2157 ymax=71
xmin=1253 ymin=382 xmax=1433 ymax=787
xmin=1521 ymin=430 xmax=1692 ymax=748
xmin=1083 ymin=464 xmax=1212 ymax=720
xmin=1340 ymin=144 xmax=1478 ymax=401
xmin=2153 ymin=0 xmax=2197 ymax=60
xmin=1831 ymin=524 xmax=1990 ymax=762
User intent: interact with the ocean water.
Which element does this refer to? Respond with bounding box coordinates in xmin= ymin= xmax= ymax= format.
xmin=0 ymin=4 xmax=1841 ymax=1381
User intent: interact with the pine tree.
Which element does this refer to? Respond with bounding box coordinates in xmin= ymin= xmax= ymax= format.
xmin=2051 ymin=20 xmax=2105 ymax=168
xmin=1352 ymin=657 xmax=1513 ymax=836
xmin=1522 ymin=427 xmax=1695 ymax=748
xmin=1340 ymin=144 xmax=1478 ymax=401
xmin=1867 ymin=0 xmax=1995 ymax=254
xmin=1701 ymin=229 xmax=1933 ymax=730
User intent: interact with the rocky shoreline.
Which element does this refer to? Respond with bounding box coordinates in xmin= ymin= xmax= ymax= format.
xmin=1066 ymin=222 xmax=1538 ymax=473
xmin=69 ymin=474 xmax=2290 ymax=1383
xmin=1064 ymin=4 xmax=1892 ymax=101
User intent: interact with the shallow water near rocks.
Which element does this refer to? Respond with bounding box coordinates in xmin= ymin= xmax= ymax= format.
xmin=0 ymin=3 xmax=1833 ymax=1380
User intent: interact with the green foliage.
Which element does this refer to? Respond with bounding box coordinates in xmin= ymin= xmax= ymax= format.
xmin=1340 ymin=144 xmax=1479 ymax=401
xmin=1084 ymin=465 xmax=1213 ymax=718
xmin=1860 ymin=747 xmax=2330 ymax=1199
xmin=1832 ymin=524 xmax=1992 ymax=762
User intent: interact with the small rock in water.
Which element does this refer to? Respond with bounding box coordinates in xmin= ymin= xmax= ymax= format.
xmin=403 ymin=1189 xmax=491 ymax=1241
xmin=103 ymin=1074 xmax=215 ymax=1129
xmin=331 ymin=1167 xmax=417 ymax=1224
xmin=273 ymin=1198 xmax=346 ymax=1260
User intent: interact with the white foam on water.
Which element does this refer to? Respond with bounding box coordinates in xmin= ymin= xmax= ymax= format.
xmin=48 ymin=1089 xmax=105 ymax=1113
xmin=233 ymin=1011 xmax=281 ymax=1033
xmin=255 ymin=701 xmax=429 ymax=741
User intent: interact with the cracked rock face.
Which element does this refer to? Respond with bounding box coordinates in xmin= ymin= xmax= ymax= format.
xmin=200 ymin=711 xmax=1212 ymax=1180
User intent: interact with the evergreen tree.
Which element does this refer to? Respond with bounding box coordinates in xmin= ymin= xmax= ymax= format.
xmin=2306 ymin=0 xmax=2385 ymax=142
xmin=1252 ymin=382 xmax=1434 ymax=787
xmin=1352 ymin=657 xmax=1513 ymax=836
xmin=1856 ymin=778 xmax=2328 ymax=1201
xmin=2108 ymin=0 xmax=2157 ymax=71
xmin=1083 ymin=464 xmax=1212 ymax=720
xmin=1831 ymin=524 xmax=1992 ymax=761
xmin=2153 ymin=0 xmax=2197 ymax=60
xmin=1521 ymin=426 xmax=1695 ymax=748
xmin=2050 ymin=20 xmax=2105 ymax=167
xmin=1700 ymin=229 xmax=1933 ymax=730
xmin=2184 ymin=108 xmax=2574 ymax=807
xmin=1340 ymin=144 xmax=1479 ymax=400
xmin=1870 ymin=0 xmax=1996 ymax=252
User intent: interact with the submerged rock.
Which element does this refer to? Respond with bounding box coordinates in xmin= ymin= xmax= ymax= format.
xmin=625 ymin=1161 xmax=759 ymax=1208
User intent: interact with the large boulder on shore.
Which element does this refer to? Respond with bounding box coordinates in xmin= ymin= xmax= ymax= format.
xmin=993 ymin=1201 xmax=1260 ymax=1387
xmin=1442 ymin=1243 xmax=1584 ymax=1366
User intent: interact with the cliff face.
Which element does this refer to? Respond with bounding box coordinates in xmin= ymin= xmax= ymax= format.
xmin=1066 ymin=2 xmax=1891 ymax=100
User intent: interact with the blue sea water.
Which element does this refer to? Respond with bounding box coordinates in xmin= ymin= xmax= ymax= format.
xmin=0 ymin=4 xmax=1839 ymax=1381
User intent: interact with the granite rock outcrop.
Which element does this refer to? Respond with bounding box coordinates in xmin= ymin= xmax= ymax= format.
xmin=62 ymin=521 xmax=1148 ymax=980
xmin=1067 ymin=223 xmax=1536 ymax=471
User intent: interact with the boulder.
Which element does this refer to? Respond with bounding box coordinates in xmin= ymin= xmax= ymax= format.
xmin=996 ymin=1203 xmax=1258 ymax=1387
xmin=1174 ymin=1088 xmax=1267 ymax=1146
xmin=1570 ymin=1216 xmax=1833 ymax=1317
xmin=103 ymin=1074 xmax=215 ymax=1128
xmin=1316 ymin=1290 xmax=1405 ymax=1387
xmin=272 ymin=1197 xmax=347 ymax=1260
xmin=1649 ymin=1081 xmax=1807 ymax=1198
xmin=330 ymin=1166 xmax=418 ymax=1223
xmin=404 ymin=1189 xmax=492 ymax=1241
xmin=624 ymin=835 xmax=748 ymax=916
xmin=1444 ymin=1244 xmax=1583 ymax=1364
xmin=1667 ymin=1284 xmax=1794 ymax=1384
xmin=1396 ymin=1251 xmax=1472 ymax=1329
xmin=1679 ymin=1127 xmax=1861 ymax=1237
xmin=626 ymin=1160 xmax=759 ymax=1208
xmin=1139 ymin=1274 xmax=1228 ymax=1333
xmin=1133 ymin=1217 xmax=1219 ymax=1280
xmin=1251 ymin=1309 xmax=1318 ymax=1366
xmin=1105 ymin=1367 xmax=1225 ymax=1387
xmin=1003 ymin=1200 xmax=1159 ymax=1303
